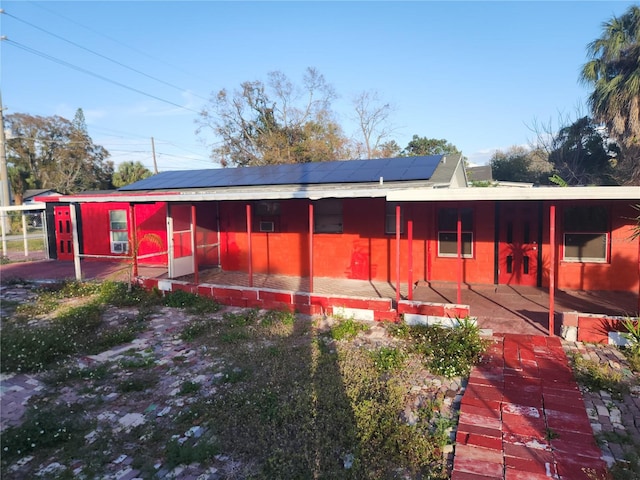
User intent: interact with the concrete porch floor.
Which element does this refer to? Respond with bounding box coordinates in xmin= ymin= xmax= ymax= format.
xmin=1 ymin=260 xmax=637 ymax=336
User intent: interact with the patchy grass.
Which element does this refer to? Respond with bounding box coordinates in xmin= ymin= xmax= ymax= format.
xmin=1 ymin=282 xmax=461 ymax=479
xmin=568 ymin=352 xmax=630 ymax=400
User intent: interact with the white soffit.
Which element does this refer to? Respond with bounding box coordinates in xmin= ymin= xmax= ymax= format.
xmin=387 ymin=186 xmax=640 ymax=202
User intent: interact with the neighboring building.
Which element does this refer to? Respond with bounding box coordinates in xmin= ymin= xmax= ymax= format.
xmin=466 ymin=165 xmax=493 ymax=184
xmin=22 ymin=189 xmax=61 ymax=204
xmin=38 ymin=154 xmax=639 ymax=298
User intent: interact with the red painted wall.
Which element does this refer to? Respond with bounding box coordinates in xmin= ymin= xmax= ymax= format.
xmin=551 ymin=201 xmax=639 ymax=292
xmin=80 ymin=202 xmax=168 ymax=265
xmin=216 ymin=199 xmax=498 ymax=285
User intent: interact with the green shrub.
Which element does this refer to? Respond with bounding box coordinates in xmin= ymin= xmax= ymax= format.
xmin=330 ymin=317 xmax=369 ymax=340
xmin=409 ymin=319 xmax=486 ymax=378
xmin=370 ymin=346 xmax=406 ymax=371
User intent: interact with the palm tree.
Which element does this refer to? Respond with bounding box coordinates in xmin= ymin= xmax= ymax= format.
xmin=112 ymin=161 xmax=152 ymax=188
xmin=581 ymin=5 xmax=640 ymax=185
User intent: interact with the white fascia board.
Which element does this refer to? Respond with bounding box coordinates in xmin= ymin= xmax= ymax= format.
xmin=62 ymin=185 xmax=404 ymax=204
xmin=387 ymin=186 xmax=640 ymax=202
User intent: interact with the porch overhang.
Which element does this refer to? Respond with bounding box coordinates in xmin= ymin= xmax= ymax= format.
xmin=387 ymin=185 xmax=640 ymax=202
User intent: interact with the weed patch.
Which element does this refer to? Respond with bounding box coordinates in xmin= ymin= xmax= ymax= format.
xmin=163 ymin=290 xmax=220 ymax=314
xmin=407 ymin=320 xmax=487 ymax=378
xmin=330 ymin=317 xmax=369 ymax=340
xmin=569 ymin=352 xmax=629 ymax=400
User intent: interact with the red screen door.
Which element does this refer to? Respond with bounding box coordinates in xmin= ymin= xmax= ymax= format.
xmin=54 ymin=206 xmax=74 ymax=261
xmin=498 ymin=203 xmax=539 ymax=286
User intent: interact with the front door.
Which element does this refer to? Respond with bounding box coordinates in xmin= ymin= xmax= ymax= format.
xmin=498 ymin=203 xmax=539 ymax=286
xmin=54 ymin=206 xmax=74 ymax=261
xmin=167 ymin=204 xmax=195 ymax=278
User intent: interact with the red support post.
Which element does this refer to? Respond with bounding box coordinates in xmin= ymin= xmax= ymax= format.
xmin=457 ymin=207 xmax=462 ymax=305
xmin=192 ymin=204 xmax=199 ymax=285
xmin=549 ymin=204 xmax=556 ymax=336
xmin=408 ymin=219 xmax=413 ymax=300
xmin=129 ymin=203 xmax=138 ymax=278
xmin=396 ymin=205 xmax=401 ymax=304
xmin=309 ymin=202 xmax=314 ymax=293
xmin=246 ymin=204 xmax=253 ymax=288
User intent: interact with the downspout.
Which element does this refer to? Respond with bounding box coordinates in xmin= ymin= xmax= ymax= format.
xmin=309 ymin=202 xmax=314 ymax=293
xmin=549 ymin=204 xmax=556 ymax=336
xmin=246 ymin=204 xmax=253 ymax=287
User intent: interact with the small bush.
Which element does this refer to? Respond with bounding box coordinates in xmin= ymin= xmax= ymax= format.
xmin=261 ymin=309 xmax=295 ymax=326
xmin=409 ymin=319 xmax=486 ymax=378
xmin=370 ymin=346 xmax=406 ymax=372
xmin=330 ymin=317 xmax=369 ymax=340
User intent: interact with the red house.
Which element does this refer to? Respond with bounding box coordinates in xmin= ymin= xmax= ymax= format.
xmin=40 ymin=154 xmax=640 ymax=340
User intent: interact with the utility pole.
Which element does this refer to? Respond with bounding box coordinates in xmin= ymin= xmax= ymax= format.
xmin=0 ymin=90 xmax=12 ymax=234
xmin=151 ymin=137 xmax=158 ymax=174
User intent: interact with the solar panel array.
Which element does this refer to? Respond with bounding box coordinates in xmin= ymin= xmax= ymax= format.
xmin=119 ymin=155 xmax=443 ymax=191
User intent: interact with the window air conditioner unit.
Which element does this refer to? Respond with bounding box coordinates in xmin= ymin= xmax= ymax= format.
xmin=259 ymin=221 xmax=275 ymax=233
xmin=112 ymin=241 xmax=129 ymax=254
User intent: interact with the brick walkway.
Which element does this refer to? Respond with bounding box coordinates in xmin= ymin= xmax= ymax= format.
xmin=453 ymin=334 xmax=608 ymax=480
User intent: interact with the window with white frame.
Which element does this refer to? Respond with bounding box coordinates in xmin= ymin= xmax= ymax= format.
xmin=563 ymin=206 xmax=608 ymax=262
xmin=438 ymin=207 xmax=473 ymax=257
xmin=109 ymin=210 xmax=129 ymax=254
xmin=385 ymin=202 xmax=404 ymax=235
xmin=314 ymin=199 xmax=343 ymax=233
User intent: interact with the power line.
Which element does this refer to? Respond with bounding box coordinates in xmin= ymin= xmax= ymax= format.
xmin=4 ymin=10 xmax=209 ymax=102
xmin=29 ymin=1 xmax=213 ymax=86
xmin=3 ymin=38 xmax=201 ymax=114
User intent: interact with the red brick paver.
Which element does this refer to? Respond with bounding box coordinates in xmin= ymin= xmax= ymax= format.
xmin=453 ymin=334 xmax=608 ymax=480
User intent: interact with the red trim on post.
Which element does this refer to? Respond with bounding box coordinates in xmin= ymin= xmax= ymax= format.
xmin=129 ymin=204 xmax=138 ymax=278
xmin=396 ymin=205 xmax=401 ymax=304
xmin=408 ymin=219 xmax=413 ymax=300
xmin=457 ymin=207 xmax=462 ymax=305
xmin=191 ymin=204 xmax=199 ymax=285
xmin=246 ymin=204 xmax=253 ymax=288
xmin=309 ymin=202 xmax=314 ymax=293
xmin=549 ymin=204 xmax=556 ymax=336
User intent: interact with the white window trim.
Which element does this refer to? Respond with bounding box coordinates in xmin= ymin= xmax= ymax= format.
xmin=109 ymin=210 xmax=129 ymax=255
xmin=562 ymin=232 xmax=608 ymax=263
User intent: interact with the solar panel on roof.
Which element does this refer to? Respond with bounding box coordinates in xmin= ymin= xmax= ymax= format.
xmin=118 ymin=155 xmax=446 ymax=191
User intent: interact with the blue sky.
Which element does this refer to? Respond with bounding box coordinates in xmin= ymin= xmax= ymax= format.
xmin=1 ymin=1 xmax=637 ymax=172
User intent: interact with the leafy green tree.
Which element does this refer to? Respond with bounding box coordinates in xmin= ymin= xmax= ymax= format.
xmin=548 ymin=116 xmax=617 ymax=185
xmin=402 ymin=136 xmax=462 ymax=157
xmin=581 ymin=5 xmax=640 ymax=184
xmin=113 ymin=161 xmax=152 ymax=188
xmin=489 ymin=146 xmax=550 ymax=184
xmin=6 ymin=110 xmax=112 ymax=202
xmin=197 ymin=68 xmax=351 ymax=167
